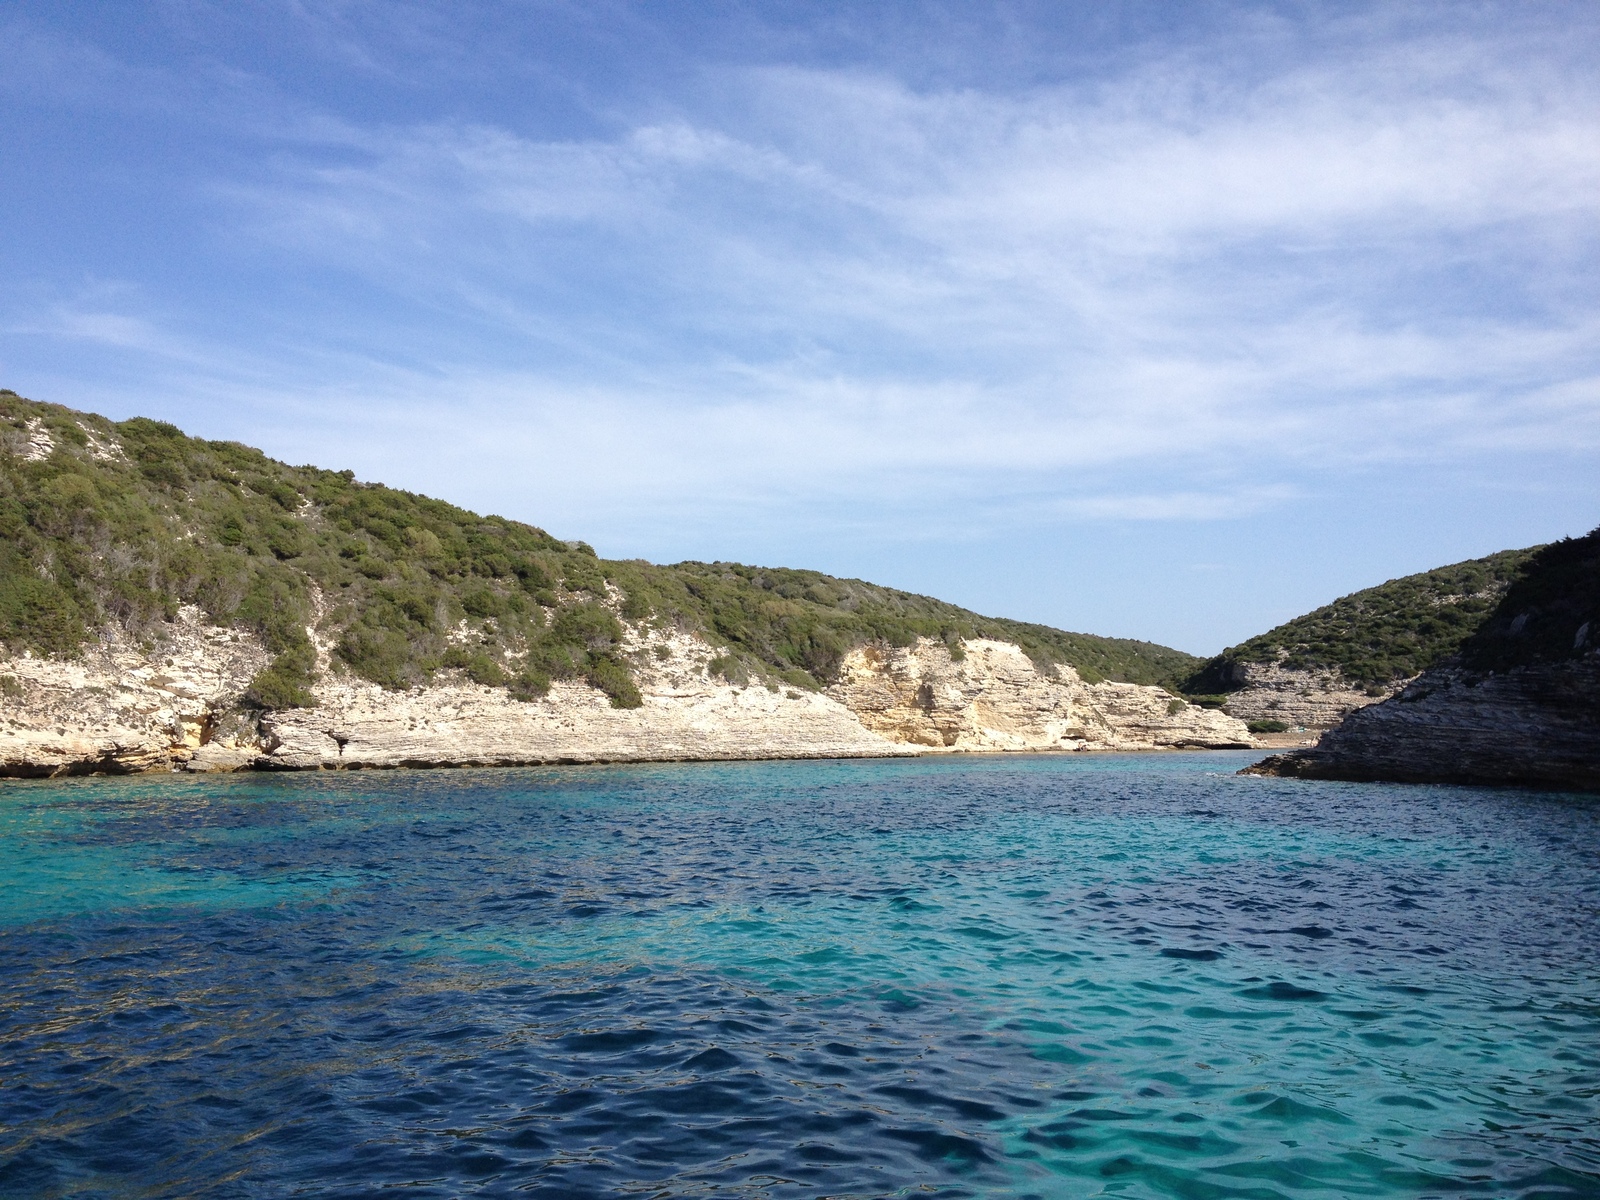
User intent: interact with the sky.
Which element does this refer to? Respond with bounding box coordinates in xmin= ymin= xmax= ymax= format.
xmin=2 ymin=1 xmax=1598 ymax=655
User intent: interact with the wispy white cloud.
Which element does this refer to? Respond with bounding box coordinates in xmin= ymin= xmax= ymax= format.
xmin=6 ymin=6 xmax=1598 ymax=548
xmin=205 ymin=15 xmax=1599 ymax=510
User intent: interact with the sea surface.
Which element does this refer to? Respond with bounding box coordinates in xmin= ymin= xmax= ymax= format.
xmin=2 ymin=752 xmax=1598 ymax=1199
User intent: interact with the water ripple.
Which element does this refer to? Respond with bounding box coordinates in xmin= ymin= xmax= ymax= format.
xmin=1 ymin=754 xmax=1598 ymax=1197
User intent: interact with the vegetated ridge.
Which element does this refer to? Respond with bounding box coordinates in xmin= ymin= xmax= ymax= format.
xmin=1453 ymin=528 xmax=1600 ymax=675
xmin=1182 ymin=547 xmax=1539 ymax=696
xmin=0 ymin=392 xmax=1200 ymax=710
xmin=1243 ymin=525 xmax=1600 ymax=792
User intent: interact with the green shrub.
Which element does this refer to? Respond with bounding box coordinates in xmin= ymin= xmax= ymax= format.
xmin=508 ymin=669 xmax=552 ymax=700
xmin=778 ymin=666 xmax=820 ymax=692
xmin=244 ymin=636 xmax=318 ymax=709
xmin=336 ymin=625 xmax=413 ymax=689
xmin=1247 ymin=719 xmax=1290 ymax=734
xmin=619 ymin=586 xmax=654 ymax=620
xmin=444 ymin=646 xmax=508 ymax=686
xmin=460 ymin=585 xmax=506 ymax=618
xmin=553 ymin=602 xmax=622 ymax=651
xmin=561 ymin=556 xmax=606 ymax=595
xmin=0 ymin=557 xmax=84 ymax=655
xmin=266 ymin=522 xmax=305 ymax=559
xmin=244 ymin=661 xmax=316 ymax=709
xmin=586 ymin=655 xmax=643 ymax=708
xmin=514 ymin=560 xmax=551 ymax=590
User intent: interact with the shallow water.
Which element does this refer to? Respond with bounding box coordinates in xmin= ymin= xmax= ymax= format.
xmin=2 ymin=752 xmax=1598 ymax=1198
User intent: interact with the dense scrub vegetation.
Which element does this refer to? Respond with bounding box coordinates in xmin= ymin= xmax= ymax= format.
xmin=1458 ymin=527 xmax=1599 ymax=673
xmin=0 ymin=392 xmax=1201 ymax=707
xmin=1183 ymin=547 xmax=1539 ymax=693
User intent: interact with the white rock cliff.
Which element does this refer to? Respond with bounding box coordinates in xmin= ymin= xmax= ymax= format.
xmin=829 ymin=638 xmax=1251 ymax=751
xmin=0 ymin=620 xmax=1252 ymax=776
xmin=1215 ymin=661 xmax=1400 ymax=731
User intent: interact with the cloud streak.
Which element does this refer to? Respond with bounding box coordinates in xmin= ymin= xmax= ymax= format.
xmin=192 ymin=16 xmax=1597 ymax=529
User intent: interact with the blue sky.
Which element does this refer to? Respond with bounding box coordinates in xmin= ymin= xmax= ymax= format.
xmin=3 ymin=1 xmax=1597 ymax=654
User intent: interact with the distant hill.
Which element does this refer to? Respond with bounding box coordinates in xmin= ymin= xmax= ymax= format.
xmin=1244 ymin=526 xmax=1600 ymax=792
xmin=1184 ymin=546 xmax=1540 ymax=694
xmin=0 ymin=390 xmax=1200 ymax=710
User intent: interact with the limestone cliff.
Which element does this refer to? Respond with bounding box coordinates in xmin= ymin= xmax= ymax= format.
xmin=1215 ymin=661 xmax=1399 ymax=731
xmin=1185 ymin=547 xmax=1536 ymax=732
xmin=0 ymin=607 xmax=269 ymax=776
xmin=0 ymin=624 xmax=1250 ymax=776
xmin=256 ymin=625 xmax=908 ymax=770
xmin=1243 ymin=655 xmax=1600 ymax=792
xmin=0 ymin=616 xmax=906 ymax=774
xmin=828 ymin=638 xmax=1251 ymax=751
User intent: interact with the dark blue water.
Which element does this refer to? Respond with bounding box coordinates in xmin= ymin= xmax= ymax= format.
xmin=2 ymin=753 xmax=1598 ymax=1198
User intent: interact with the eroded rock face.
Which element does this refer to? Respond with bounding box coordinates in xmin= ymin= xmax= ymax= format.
xmin=2 ymin=625 xmax=1252 ymax=776
xmin=259 ymin=628 xmax=906 ymax=769
xmin=0 ymin=622 xmax=906 ymax=774
xmin=1244 ymin=654 xmax=1600 ymax=792
xmin=1219 ymin=662 xmax=1400 ymax=730
xmin=0 ymin=607 xmax=269 ymax=776
xmin=828 ymin=638 xmax=1252 ymax=751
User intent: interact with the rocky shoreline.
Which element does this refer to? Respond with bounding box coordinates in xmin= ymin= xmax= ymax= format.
xmin=1243 ymin=654 xmax=1600 ymax=793
xmin=0 ymin=611 xmax=1253 ymax=777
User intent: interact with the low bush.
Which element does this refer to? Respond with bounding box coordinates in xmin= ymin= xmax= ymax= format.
xmin=508 ymin=669 xmax=552 ymax=701
xmin=706 ymin=654 xmax=748 ymax=686
xmin=777 ymin=666 xmax=820 ymax=692
xmin=444 ymin=646 xmax=508 ymax=686
xmin=586 ymin=655 xmax=642 ymax=708
xmin=244 ymin=660 xmax=316 ymax=709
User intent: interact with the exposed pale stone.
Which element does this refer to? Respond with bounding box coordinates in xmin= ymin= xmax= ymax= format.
xmin=827 ymin=638 xmax=1252 ymax=751
xmin=0 ymin=607 xmax=270 ymax=776
xmin=184 ymin=742 xmax=262 ymax=773
xmin=253 ymin=626 xmax=902 ymax=767
xmin=0 ymin=728 xmax=173 ymax=777
xmin=21 ymin=418 xmax=54 ymax=462
xmin=2 ymin=623 xmax=1252 ymax=776
xmin=76 ymin=422 xmax=128 ymax=463
xmin=1218 ymin=662 xmax=1401 ymax=730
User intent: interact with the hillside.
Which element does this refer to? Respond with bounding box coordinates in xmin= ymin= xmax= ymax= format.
xmin=1246 ymin=526 xmax=1600 ymax=791
xmin=0 ymin=391 xmax=1200 ymax=711
xmin=1456 ymin=529 xmax=1600 ymax=672
xmin=1183 ymin=546 xmax=1538 ymax=696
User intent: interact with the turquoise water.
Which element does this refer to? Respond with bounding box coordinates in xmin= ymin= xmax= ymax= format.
xmin=1 ymin=752 xmax=1597 ymax=1197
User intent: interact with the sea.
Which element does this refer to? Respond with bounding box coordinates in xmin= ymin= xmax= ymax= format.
xmin=2 ymin=752 xmax=1597 ymax=1199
